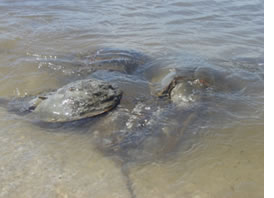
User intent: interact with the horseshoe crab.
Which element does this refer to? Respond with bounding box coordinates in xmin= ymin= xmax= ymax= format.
xmin=1 ymin=48 xmax=149 ymax=124
xmin=3 ymin=78 xmax=122 ymax=123
xmin=86 ymin=63 xmax=245 ymax=163
xmin=87 ymin=68 xmax=212 ymax=162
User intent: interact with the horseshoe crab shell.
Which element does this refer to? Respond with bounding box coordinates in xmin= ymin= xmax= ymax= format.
xmin=7 ymin=78 xmax=122 ymax=123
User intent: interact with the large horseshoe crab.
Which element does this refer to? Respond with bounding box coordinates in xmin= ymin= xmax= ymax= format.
xmin=1 ymin=48 xmax=150 ymax=123
xmin=89 ymin=66 xmax=222 ymax=161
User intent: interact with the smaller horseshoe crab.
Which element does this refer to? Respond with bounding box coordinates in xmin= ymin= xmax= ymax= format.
xmin=3 ymin=78 xmax=122 ymax=123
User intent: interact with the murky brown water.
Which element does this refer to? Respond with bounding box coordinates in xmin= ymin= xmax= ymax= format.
xmin=0 ymin=0 xmax=263 ymax=197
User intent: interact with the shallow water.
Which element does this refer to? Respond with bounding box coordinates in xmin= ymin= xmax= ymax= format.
xmin=0 ymin=0 xmax=263 ymax=197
